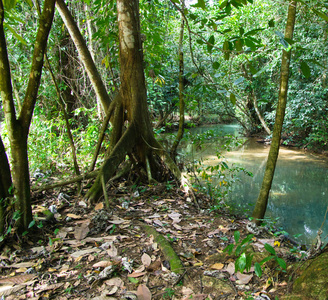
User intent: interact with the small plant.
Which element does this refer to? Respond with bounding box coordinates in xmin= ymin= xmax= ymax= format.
xmin=224 ymin=231 xmax=255 ymax=273
xmin=224 ymin=231 xmax=287 ymax=277
xmin=163 ymin=288 xmax=175 ymax=299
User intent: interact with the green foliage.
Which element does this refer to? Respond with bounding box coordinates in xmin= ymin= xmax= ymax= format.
xmin=224 ymin=231 xmax=254 ymax=273
xmin=224 ymin=231 xmax=287 ymax=277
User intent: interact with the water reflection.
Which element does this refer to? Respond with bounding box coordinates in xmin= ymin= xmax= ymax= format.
xmin=182 ymin=124 xmax=328 ymax=245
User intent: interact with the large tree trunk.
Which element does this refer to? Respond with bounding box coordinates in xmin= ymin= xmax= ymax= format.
xmin=0 ymin=135 xmax=12 ymax=234
xmin=0 ymin=0 xmax=55 ymax=232
xmin=85 ymin=0 xmax=184 ymax=204
xmin=252 ymin=1 xmax=297 ymax=224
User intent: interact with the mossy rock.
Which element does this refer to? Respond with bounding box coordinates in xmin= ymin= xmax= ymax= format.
xmin=291 ymin=252 xmax=328 ymax=300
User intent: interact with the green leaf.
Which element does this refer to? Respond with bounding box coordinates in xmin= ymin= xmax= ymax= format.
xmin=264 ymin=243 xmax=276 ymax=255
xmin=244 ymin=28 xmax=264 ymax=36
xmin=254 ymin=262 xmax=262 ymax=277
xmin=234 ymin=230 xmax=240 ymax=243
xmin=223 ymin=40 xmax=230 ymax=60
xmin=234 ymin=77 xmax=244 ymax=85
xmin=236 ymin=253 xmax=247 ymax=273
xmin=196 ymin=39 xmax=204 ymax=45
xmin=235 ymin=39 xmax=243 ymax=51
xmin=260 ymin=255 xmax=275 ymax=265
xmin=207 ymin=35 xmax=215 ymax=53
xmin=28 ymin=220 xmax=35 ymax=229
xmin=300 ymin=61 xmax=311 ymax=78
xmin=245 ymin=254 xmax=253 ymax=272
xmin=276 ymin=257 xmax=287 ymax=270
xmin=224 ymin=243 xmax=234 ymax=255
xmin=235 ymin=244 xmax=242 ymax=256
xmin=249 ymin=64 xmax=257 ymax=75
xmin=128 ymin=277 xmax=139 ymax=284
xmin=313 ymin=9 xmax=328 ymax=22
xmin=212 ymin=62 xmax=220 ymax=70
xmin=3 ymin=0 xmax=17 ymax=10
xmin=268 ymin=19 xmax=275 ymax=28
xmin=192 ymin=0 xmax=206 ymax=10
xmin=4 ymin=24 xmax=27 ymax=45
xmin=230 ymin=93 xmax=236 ymax=105
xmin=241 ymin=234 xmax=254 ymax=245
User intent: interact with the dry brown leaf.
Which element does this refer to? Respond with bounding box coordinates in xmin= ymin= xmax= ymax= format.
xmin=70 ymin=247 xmax=101 ymax=259
xmin=137 ymin=284 xmax=151 ymax=300
xmin=141 ymin=253 xmax=152 ymax=267
xmin=74 ymin=223 xmax=90 ymax=240
xmin=0 ymin=274 xmax=36 ymax=285
xmin=107 ymin=245 xmax=118 ymax=258
xmin=95 ymin=202 xmax=104 ymax=210
xmin=104 ymin=277 xmax=124 ymax=287
xmin=67 ymin=213 xmax=82 ymax=219
xmin=236 ymin=272 xmax=253 ymax=285
xmin=93 ymin=261 xmax=112 ymax=268
xmin=9 ymin=262 xmax=35 ymax=269
xmin=182 ymin=286 xmax=194 ymax=295
xmin=226 ymin=262 xmax=235 ymax=275
xmin=128 ymin=272 xmax=147 ymax=278
xmin=210 ymin=263 xmax=224 ymax=270
xmin=147 ymin=260 xmax=161 ymax=272
xmin=193 ymin=294 xmax=208 ymax=300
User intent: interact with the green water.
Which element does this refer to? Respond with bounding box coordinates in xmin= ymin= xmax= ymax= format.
xmin=182 ymin=124 xmax=328 ymax=246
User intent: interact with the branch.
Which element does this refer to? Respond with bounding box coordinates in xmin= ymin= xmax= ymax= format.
xmin=20 ymin=0 xmax=56 ymax=133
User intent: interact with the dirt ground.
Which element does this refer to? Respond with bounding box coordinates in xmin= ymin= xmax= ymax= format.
xmin=0 ymin=181 xmax=303 ymax=299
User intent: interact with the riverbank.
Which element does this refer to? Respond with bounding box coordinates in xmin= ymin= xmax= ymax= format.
xmin=1 ymin=181 xmax=323 ymax=299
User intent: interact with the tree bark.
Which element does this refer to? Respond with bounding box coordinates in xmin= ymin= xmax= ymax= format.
xmin=0 ymin=135 xmax=12 ymax=234
xmin=252 ymin=1 xmax=297 ymax=224
xmin=171 ymin=1 xmax=185 ymax=159
xmin=85 ymin=0 xmax=185 ymax=204
xmin=56 ymin=0 xmax=111 ymax=112
xmin=0 ymin=0 xmax=55 ymax=232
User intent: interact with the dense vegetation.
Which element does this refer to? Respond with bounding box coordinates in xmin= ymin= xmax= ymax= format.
xmin=0 ymin=0 xmax=327 ymax=233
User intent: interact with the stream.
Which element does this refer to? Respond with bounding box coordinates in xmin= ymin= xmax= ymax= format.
xmin=176 ymin=124 xmax=328 ymax=246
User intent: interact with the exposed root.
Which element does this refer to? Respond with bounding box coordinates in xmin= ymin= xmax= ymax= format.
xmin=137 ymin=220 xmax=184 ymax=274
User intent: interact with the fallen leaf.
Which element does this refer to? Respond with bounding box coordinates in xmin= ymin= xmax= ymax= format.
xmin=128 ymin=272 xmax=147 ymax=278
xmin=0 ymin=274 xmax=36 ymax=285
xmin=182 ymin=286 xmax=194 ymax=295
xmin=193 ymin=294 xmax=208 ymax=300
xmin=9 ymin=262 xmax=35 ymax=268
xmin=95 ymin=202 xmax=104 ymax=210
xmin=226 ymin=262 xmax=235 ymax=275
xmin=74 ymin=223 xmax=90 ymax=240
xmin=236 ymin=272 xmax=253 ymax=285
xmin=70 ymin=247 xmax=101 ymax=259
xmin=105 ymin=277 xmax=124 ymax=287
xmin=67 ymin=213 xmax=82 ymax=219
xmin=141 ymin=253 xmax=152 ymax=267
xmin=137 ymin=284 xmax=151 ymax=300
xmin=107 ymin=244 xmax=118 ymax=258
xmin=210 ymin=263 xmax=224 ymax=270
xmin=93 ymin=261 xmax=112 ymax=268
xmin=147 ymin=259 xmax=161 ymax=272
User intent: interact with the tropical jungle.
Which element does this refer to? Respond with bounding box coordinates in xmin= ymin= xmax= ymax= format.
xmin=0 ymin=0 xmax=328 ymax=299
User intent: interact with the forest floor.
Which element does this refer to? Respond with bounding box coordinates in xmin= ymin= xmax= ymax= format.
xmin=0 ymin=181 xmax=305 ymax=300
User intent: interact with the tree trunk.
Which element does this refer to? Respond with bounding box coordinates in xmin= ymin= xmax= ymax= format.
xmin=0 ymin=0 xmax=55 ymax=232
xmin=252 ymin=1 xmax=297 ymax=224
xmin=85 ymin=0 xmax=184 ymax=203
xmin=171 ymin=1 xmax=185 ymax=159
xmin=56 ymin=0 xmax=111 ymax=112
xmin=0 ymin=135 xmax=12 ymax=234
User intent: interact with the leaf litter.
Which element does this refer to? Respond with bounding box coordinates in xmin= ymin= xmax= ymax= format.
xmin=0 ymin=182 xmax=299 ymax=299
